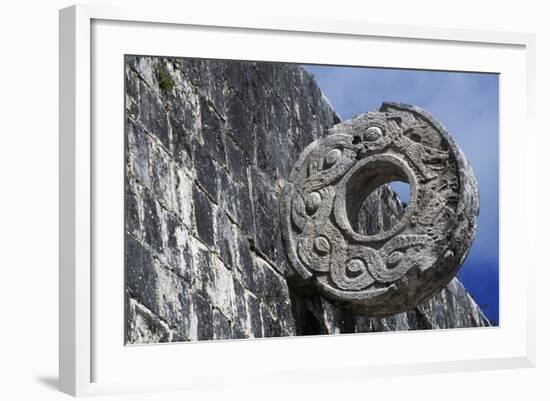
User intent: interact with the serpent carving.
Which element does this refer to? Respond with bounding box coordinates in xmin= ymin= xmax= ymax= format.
xmin=280 ymin=102 xmax=479 ymax=316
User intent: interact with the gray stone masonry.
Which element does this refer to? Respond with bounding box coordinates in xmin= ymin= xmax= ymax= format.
xmin=125 ymin=56 xmax=490 ymax=344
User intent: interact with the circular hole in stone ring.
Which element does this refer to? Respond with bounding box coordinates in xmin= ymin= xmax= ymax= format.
xmin=356 ymin=180 xmax=411 ymax=236
xmin=333 ymin=153 xmax=418 ymax=243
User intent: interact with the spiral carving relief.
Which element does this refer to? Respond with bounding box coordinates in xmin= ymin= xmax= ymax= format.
xmin=280 ymin=103 xmax=479 ymax=316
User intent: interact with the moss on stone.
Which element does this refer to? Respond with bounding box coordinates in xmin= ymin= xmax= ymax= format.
xmin=155 ymin=63 xmax=175 ymax=92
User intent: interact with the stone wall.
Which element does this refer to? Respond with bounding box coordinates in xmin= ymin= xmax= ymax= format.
xmin=124 ymin=56 xmax=489 ymax=344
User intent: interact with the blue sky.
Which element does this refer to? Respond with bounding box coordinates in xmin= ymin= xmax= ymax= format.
xmin=302 ymin=65 xmax=499 ymax=324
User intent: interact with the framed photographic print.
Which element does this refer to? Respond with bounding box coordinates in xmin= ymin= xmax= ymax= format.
xmin=59 ymin=4 xmax=536 ymax=397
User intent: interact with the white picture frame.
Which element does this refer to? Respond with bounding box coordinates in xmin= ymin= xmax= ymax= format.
xmin=59 ymin=3 xmax=536 ymax=397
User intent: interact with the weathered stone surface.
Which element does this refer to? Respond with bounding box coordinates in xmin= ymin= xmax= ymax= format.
xmin=126 ymin=298 xmax=172 ymax=344
xmin=125 ymin=55 xmax=489 ymax=344
xmin=192 ymin=185 xmax=215 ymax=249
xmin=280 ymin=103 xmax=479 ymax=316
xmin=125 ymin=235 xmax=192 ymax=339
xmin=288 ymin=185 xmax=490 ymax=334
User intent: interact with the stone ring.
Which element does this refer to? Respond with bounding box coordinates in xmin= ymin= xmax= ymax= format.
xmin=280 ymin=102 xmax=479 ymax=316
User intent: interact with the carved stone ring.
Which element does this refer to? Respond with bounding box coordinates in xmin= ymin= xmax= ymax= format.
xmin=280 ymin=103 xmax=479 ymax=316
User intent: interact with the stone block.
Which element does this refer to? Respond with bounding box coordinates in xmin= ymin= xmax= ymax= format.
xmin=215 ymin=207 xmax=235 ymax=269
xmin=190 ymin=242 xmax=236 ymax=321
xmin=235 ymin=172 xmax=254 ymax=235
xmin=225 ymin=93 xmax=254 ymax=158
xmin=136 ymin=80 xmax=170 ymax=150
xmin=254 ymin=124 xmax=276 ymax=181
xmin=190 ymin=238 xmax=214 ymax=298
xmin=260 ymin=303 xmax=284 ymax=338
xmin=149 ymin=143 xmax=175 ymax=211
xmin=141 ymin=189 xmax=164 ymax=257
xmin=174 ymin=167 xmax=193 ymax=228
xmin=125 ymin=68 xmax=140 ymax=119
xmin=166 ymin=78 xmax=197 ymax=171
xmin=126 ymin=298 xmax=172 ymax=344
xmin=198 ymin=95 xmax=226 ymax=164
xmin=217 ymin=168 xmax=240 ymax=225
xmin=244 ymin=291 xmax=263 ymax=338
xmin=164 ymin=214 xmax=193 ymax=283
xmin=212 ymin=309 xmax=232 ymax=340
xmin=252 ymin=257 xmax=294 ymax=332
xmin=231 ymin=277 xmax=248 ymax=333
xmin=126 ymin=56 xmax=157 ymax=88
xmin=192 ymin=185 xmax=215 ymax=249
xmin=125 ymin=235 xmax=191 ymax=338
xmin=197 ymin=60 xmax=228 ymax=117
xmin=230 ymin=324 xmax=247 ymax=339
xmin=126 ymin=235 xmax=157 ymax=314
xmin=125 ymin=178 xmax=141 ymax=239
xmin=208 ymin=257 xmax=236 ymax=319
xmin=250 ymin=169 xmax=285 ymax=271
xmin=192 ymin=144 xmax=219 ymax=201
xmin=192 ymin=293 xmax=213 ymax=341
xmin=126 ymin=119 xmax=151 ymax=188
xmin=224 ymin=136 xmax=248 ymax=184
xmin=234 ymin=233 xmax=256 ymax=292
